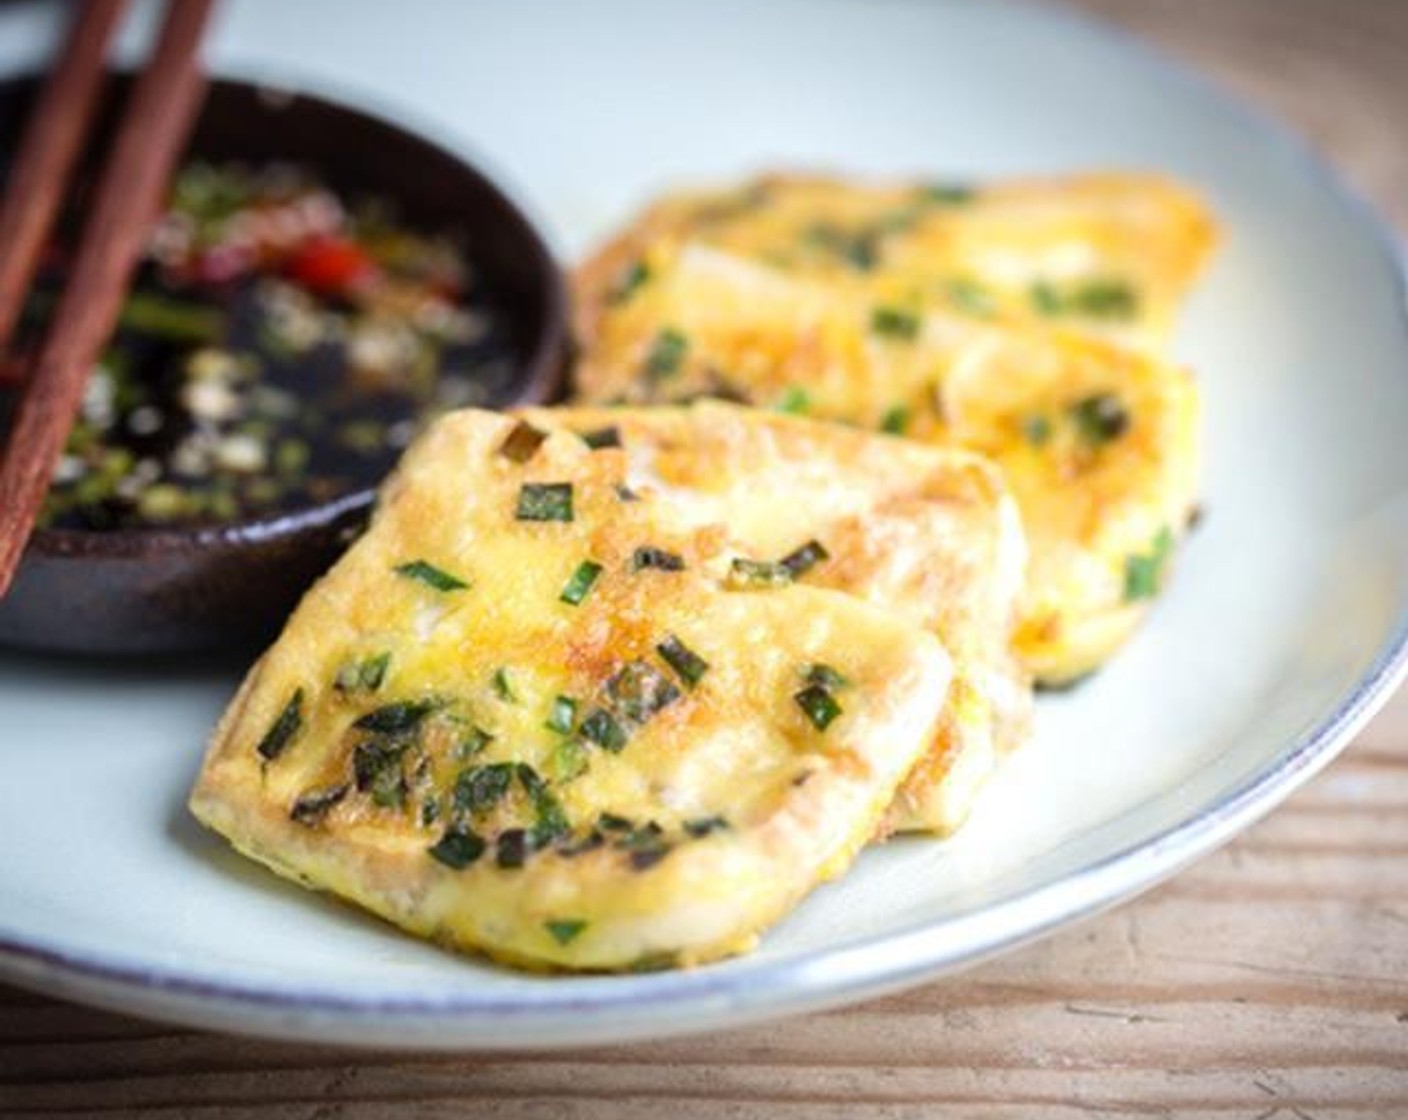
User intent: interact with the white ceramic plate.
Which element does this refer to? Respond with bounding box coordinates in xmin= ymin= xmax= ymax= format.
xmin=2 ymin=0 xmax=1406 ymax=1050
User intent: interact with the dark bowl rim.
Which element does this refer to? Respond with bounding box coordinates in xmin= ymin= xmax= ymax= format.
xmin=12 ymin=73 xmax=569 ymax=558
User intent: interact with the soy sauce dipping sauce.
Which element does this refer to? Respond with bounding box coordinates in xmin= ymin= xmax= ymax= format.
xmin=6 ymin=161 xmax=519 ymax=531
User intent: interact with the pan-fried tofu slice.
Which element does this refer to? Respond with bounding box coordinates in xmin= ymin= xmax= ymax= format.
xmin=576 ymin=172 xmax=1216 ymax=355
xmin=520 ymin=402 xmax=1029 ymax=834
xmin=571 ymin=244 xmax=1199 ymax=685
xmin=190 ymin=409 xmax=951 ymax=971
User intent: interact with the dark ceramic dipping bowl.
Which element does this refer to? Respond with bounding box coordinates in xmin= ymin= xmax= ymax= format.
xmin=0 ymin=77 xmax=568 ymax=656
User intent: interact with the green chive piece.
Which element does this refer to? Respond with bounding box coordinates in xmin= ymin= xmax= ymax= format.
xmin=289 ymin=784 xmax=349 ymax=826
xmin=657 ymin=634 xmax=709 ymax=689
xmin=498 ymin=419 xmax=548 ymax=463
xmin=1022 ymin=414 xmax=1053 ymax=447
xmin=1070 ymin=393 xmax=1130 ymax=447
xmin=683 ymin=815 xmax=730 ymax=838
xmin=728 ymin=557 xmax=793 ymax=589
xmin=454 ymin=762 xmax=516 ymax=815
xmin=598 ymin=812 xmax=633 ymax=832
xmin=880 ymin=405 xmax=910 ymax=435
xmin=1124 ymin=527 xmax=1175 ymax=602
xmin=780 ymin=539 xmax=829 ymax=578
xmin=643 ymin=327 xmax=688 ymax=380
xmin=610 ymin=259 xmax=651 ymax=303
xmin=428 ymin=825 xmax=486 ymax=869
xmin=1031 ymin=281 xmax=1063 ymax=316
xmin=945 ymin=277 xmax=996 ymax=317
xmin=497 ymin=829 xmax=530 ymax=869
xmin=353 ymin=741 xmax=406 ymax=799
xmin=492 ymin=667 xmax=516 ymax=703
xmin=517 ymin=764 xmax=571 ymax=847
xmin=607 ymin=660 xmax=681 ymax=723
xmin=550 ymin=737 xmax=589 ymax=782
xmin=545 ymin=918 xmax=589 ymax=945
xmin=256 ymin=689 xmax=304 ymax=760
xmin=516 ymin=482 xmax=574 ymax=522
xmin=334 ymin=651 xmax=391 ymax=694
xmin=795 ymin=684 xmax=843 ymax=731
xmin=580 ymin=425 xmax=622 ymax=450
xmin=870 ymin=305 xmax=921 ymax=340
xmin=458 ymin=726 xmax=494 ymax=759
xmin=580 ymin=707 xmax=628 ymax=752
xmin=805 ymin=663 xmax=850 ymax=692
xmin=395 ymin=560 xmax=469 ymax=592
xmin=631 ymin=546 xmax=686 ymax=572
xmin=802 ymin=222 xmax=878 ymax=270
xmin=924 ymin=183 xmax=975 ymax=205
xmin=560 ymin=560 xmax=603 ymax=605
xmin=777 ymin=386 xmax=810 ymax=414
xmin=1069 ymin=279 xmax=1139 ymax=319
xmin=546 ymin=695 xmax=578 ymax=735
xmin=353 ymin=699 xmax=442 ymax=735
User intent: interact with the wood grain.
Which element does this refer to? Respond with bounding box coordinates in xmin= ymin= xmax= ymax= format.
xmin=2 ymin=0 xmax=1407 ymax=1115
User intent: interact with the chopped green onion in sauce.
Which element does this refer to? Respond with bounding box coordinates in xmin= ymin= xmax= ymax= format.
xmin=545 ymin=918 xmax=589 ymax=945
xmin=683 ymin=815 xmax=730 ymax=838
xmin=580 ymin=425 xmax=622 ymax=450
xmin=631 ymin=545 xmax=686 ymax=572
xmin=454 ymin=762 xmax=516 ymax=815
xmin=492 ymin=667 xmax=517 ymax=703
xmin=795 ymin=683 xmax=843 ymax=732
xmin=289 ymin=783 xmax=349 ymax=826
xmin=498 ymin=419 xmax=548 ymax=463
xmin=428 ymin=825 xmax=486 ymax=869
xmin=727 ymin=557 xmax=793 ymax=589
xmin=802 ymin=222 xmax=879 ymax=270
xmin=870 ymin=305 xmax=921 ymax=340
xmin=458 ymin=726 xmax=494 ymax=758
xmin=395 ymin=560 xmax=469 ymax=592
xmin=516 ymin=482 xmax=574 ymax=522
xmin=353 ymin=699 xmax=442 ymax=735
xmin=657 ymin=634 xmax=709 ymax=689
xmin=255 ymin=689 xmax=304 ymax=760
xmin=560 ymin=559 xmax=604 ymax=605
xmin=643 ymin=327 xmax=689 ymax=380
xmin=780 ymin=539 xmax=829 ymax=578
xmin=580 ymin=707 xmax=628 ymax=752
xmin=777 ymin=386 xmax=811 ymax=414
xmin=1070 ymin=393 xmax=1130 ymax=447
xmin=609 ymin=259 xmax=651 ymax=303
xmin=1124 ymin=526 xmax=1174 ymax=602
xmin=496 ymin=828 xmax=530 ymax=869
xmin=805 ymin=663 xmax=850 ymax=692
xmin=1021 ymin=414 xmax=1053 ymax=447
xmin=546 ymin=695 xmax=578 ymax=734
xmin=945 ymin=277 xmax=996 ymax=317
xmin=334 ymin=651 xmax=391 ymax=694
xmin=607 ymin=660 xmax=681 ymax=723
xmin=880 ymin=405 xmax=910 ymax=435
xmin=923 ymin=183 xmax=975 ymax=205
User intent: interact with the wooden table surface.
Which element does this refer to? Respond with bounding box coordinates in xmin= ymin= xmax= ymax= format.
xmin=4 ymin=0 xmax=1408 ymax=1115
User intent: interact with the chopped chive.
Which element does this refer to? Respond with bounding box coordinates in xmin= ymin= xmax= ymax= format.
xmin=546 ymin=695 xmax=578 ymax=734
xmin=545 ymin=918 xmax=589 ymax=945
xmin=560 ymin=559 xmax=604 ymax=605
xmin=580 ymin=425 xmax=622 ymax=450
xmin=492 ymin=667 xmax=516 ymax=703
xmin=683 ymin=815 xmax=730 ymax=838
xmin=1022 ymin=414 xmax=1053 ymax=447
xmin=880 ymin=405 xmax=910 ymax=435
xmin=1070 ymin=393 xmax=1130 ymax=447
xmin=629 ymin=846 xmax=671 ymax=871
xmin=334 ymin=651 xmax=391 ymax=694
xmin=795 ymin=684 xmax=843 ymax=732
xmin=353 ymin=740 xmax=406 ymax=799
xmin=631 ymin=546 xmax=686 ymax=572
xmin=727 ymin=557 xmax=793 ymax=589
xmin=1124 ymin=526 xmax=1175 ymax=602
xmin=1030 ymin=281 xmax=1063 ymax=316
xmin=454 ymin=762 xmax=516 ymax=815
xmin=598 ymin=812 xmax=634 ymax=832
xmin=421 ymin=798 xmax=440 ymax=827
xmin=870 ymin=305 xmax=921 ymax=340
xmin=615 ymin=483 xmax=641 ymax=503
xmin=609 ymin=259 xmax=651 ymax=303
xmin=643 ymin=327 xmax=688 ymax=380
xmin=805 ymin=663 xmax=850 ymax=692
xmin=256 ymin=689 xmax=305 ymax=760
xmin=395 ymin=559 xmax=469 ymax=592
xmin=458 ymin=725 xmax=494 ymax=759
xmin=777 ymin=386 xmax=810 ymax=414
xmin=945 ymin=277 xmax=996 ymax=317
xmin=657 ymin=634 xmax=709 ymax=689
xmin=498 ymin=419 xmax=548 ymax=463
xmin=1069 ymin=279 xmax=1138 ymax=319
xmin=496 ymin=829 xmax=530 ymax=869
xmin=289 ymin=784 xmax=349 ymax=826
xmin=580 ymin=707 xmax=628 ymax=752
xmin=558 ymin=830 xmax=606 ymax=857
xmin=607 ymin=660 xmax=681 ymax=723
xmin=516 ymin=482 xmax=573 ymax=522
xmin=802 ymin=222 xmax=879 ymax=270
xmin=353 ymin=699 xmax=442 ymax=735
xmin=923 ymin=183 xmax=975 ymax=205
xmin=529 ymin=791 xmax=571 ymax=848
xmin=780 ymin=539 xmax=829 ymax=578
xmin=550 ymin=737 xmax=588 ymax=782
xmin=428 ymin=825 xmax=486 ymax=869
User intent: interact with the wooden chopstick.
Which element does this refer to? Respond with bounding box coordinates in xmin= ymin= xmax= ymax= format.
xmin=0 ymin=0 xmax=216 ymax=594
xmin=0 ymin=0 xmax=128 ymax=356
